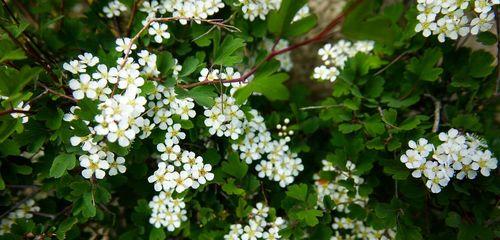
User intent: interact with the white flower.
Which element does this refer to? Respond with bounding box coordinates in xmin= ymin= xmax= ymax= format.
xmin=68 ymin=74 xmax=97 ymax=100
xmin=470 ymin=12 xmax=494 ymax=35
xmin=80 ymin=154 xmax=110 ymax=179
xmin=107 ymin=155 xmax=126 ymax=176
xmin=408 ymin=138 xmax=434 ymax=157
xmin=172 ymin=171 xmax=193 ymax=193
xmin=115 ymin=37 xmax=137 ymax=53
xmin=400 ymin=150 xmax=425 ymax=169
xmin=165 ymin=124 xmax=185 ymax=144
xmin=157 ymin=139 xmax=181 ymax=162
xmin=63 ymin=60 xmax=86 ymax=74
xmin=78 ymin=52 xmax=99 ymax=67
xmin=103 ymin=0 xmax=127 ymax=18
xmin=149 ymin=22 xmax=171 ymax=43
xmin=191 ymin=163 xmax=214 ymax=184
xmin=473 ymin=150 xmax=498 ymax=176
xmin=107 ymin=121 xmax=136 ymax=147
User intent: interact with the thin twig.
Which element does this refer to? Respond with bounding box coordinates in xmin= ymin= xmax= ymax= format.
xmin=299 ymin=104 xmax=344 ymax=110
xmin=377 ymin=106 xmax=399 ymax=129
xmin=374 ymin=51 xmax=409 ymax=76
xmin=38 ymin=82 xmax=78 ymax=102
xmin=0 ymin=191 xmax=39 ymax=219
xmin=178 ymin=0 xmax=364 ymax=89
xmin=121 ymin=17 xmax=240 ymax=69
xmin=424 ymin=94 xmax=441 ymax=132
xmin=495 ymin=5 xmax=499 ymax=96
xmin=126 ymin=0 xmax=143 ymax=36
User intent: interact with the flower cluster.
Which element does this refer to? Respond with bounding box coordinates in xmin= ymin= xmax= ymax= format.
xmin=238 ymin=0 xmax=281 ymax=21
xmin=0 ymin=199 xmax=40 ymax=235
xmin=313 ymin=40 xmax=375 ymax=82
xmin=400 ymin=128 xmax=498 ymax=193
xmin=203 ymin=94 xmax=245 ymax=139
xmin=148 ymin=190 xmax=188 ymax=231
xmin=103 ymin=0 xmax=128 ymax=18
xmin=63 ymin=47 xmax=161 ymax=179
xmin=330 ymin=217 xmax=396 ymax=240
xmin=314 ymin=160 xmax=396 ymax=239
xmin=224 ymin=202 xmax=287 ymax=240
xmin=314 ymin=160 xmax=367 ymax=212
xmin=276 ymin=118 xmax=294 ymax=138
xmin=415 ymin=0 xmax=499 ymax=42
xmin=140 ymin=0 xmax=225 ymax=25
xmin=232 ymin=111 xmax=304 ymax=187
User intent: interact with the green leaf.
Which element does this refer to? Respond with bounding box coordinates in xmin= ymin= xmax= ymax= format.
xmin=12 ymin=164 xmax=32 ymax=175
xmin=0 ymin=118 xmax=19 ymax=143
xmin=49 ymin=154 xmax=76 ymax=178
xmin=286 ymin=184 xmax=308 ymax=201
xmin=338 ymin=123 xmax=362 ymax=134
xmin=445 ymin=211 xmax=461 ymax=228
xmin=364 ymin=116 xmax=385 ymax=136
xmin=234 ymin=68 xmax=290 ymax=104
xmin=0 ymin=66 xmax=42 ymax=96
xmin=149 ymin=228 xmax=166 ymax=240
xmin=0 ymin=174 xmax=5 ymax=190
xmin=285 ymin=15 xmax=317 ymax=37
xmin=0 ymin=48 xmax=26 ymax=63
xmin=184 ymin=86 xmax=217 ymax=107
xmin=267 ymin=0 xmax=308 ymax=36
xmin=295 ymin=209 xmax=323 ymax=226
xmin=468 ymin=50 xmax=494 ymax=78
xmin=396 ymin=223 xmax=423 ymax=240
xmin=156 ymin=51 xmax=175 ymax=77
xmin=0 ymin=139 xmax=20 ymax=156
xmin=213 ymin=36 xmax=245 ymax=66
xmin=179 ymin=57 xmax=201 ymax=77
xmin=476 ymin=31 xmax=497 ymax=46
xmin=56 ymin=217 xmax=78 ymax=240
xmin=222 ymin=178 xmax=245 ymax=196
xmin=406 ymin=48 xmax=443 ymax=81
xmin=364 ymin=76 xmax=385 ymax=98
xmin=399 ymin=116 xmax=421 ymax=130
xmin=221 ymin=153 xmax=248 ymax=179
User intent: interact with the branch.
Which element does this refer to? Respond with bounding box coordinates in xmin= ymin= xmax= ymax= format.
xmin=424 ymin=94 xmax=441 ymax=133
xmin=121 ymin=17 xmax=240 ymax=68
xmin=0 ymin=109 xmax=33 ymax=116
xmin=495 ymin=5 xmax=500 ymax=96
xmin=178 ymin=0 xmax=364 ymax=89
xmin=126 ymin=0 xmax=143 ymax=36
xmin=0 ymin=191 xmax=39 ymax=219
xmin=38 ymin=82 xmax=78 ymax=103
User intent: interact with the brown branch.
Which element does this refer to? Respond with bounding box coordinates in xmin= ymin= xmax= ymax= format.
xmin=121 ymin=17 xmax=240 ymax=69
xmin=38 ymin=82 xmax=78 ymax=102
xmin=126 ymin=0 xmax=143 ymax=36
xmin=178 ymin=0 xmax=364 ymax=89
xmin=495 ymin=5 xmax=499 ymax=96
xmin=0 ymin=109 xmax=33 ymax=116
xmin=424 ymin=94 xmax=441 ymax=133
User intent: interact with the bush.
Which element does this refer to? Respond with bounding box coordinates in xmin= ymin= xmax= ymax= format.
xmin=0 ymin=0 xmax=498 ymax=239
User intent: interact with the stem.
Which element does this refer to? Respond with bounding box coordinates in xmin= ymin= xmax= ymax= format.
xmin=178 ymin=0 xmax=364 ymax=89
xmin=299 ymin=104 xmax=344 ymax=110
xmin=121 ymin=17 xmax=240 ymax=69
xmin=126 ymin=0 xmax=143 ymax=36
xmin=424 ymin=94 xmax=441 ymax=133
xmin=495 ymin=5 xmax=499 ymax=96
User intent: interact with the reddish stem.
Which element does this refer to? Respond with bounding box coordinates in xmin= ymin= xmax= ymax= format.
xmin=179 ymin=0 xmax=363 ymax=89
